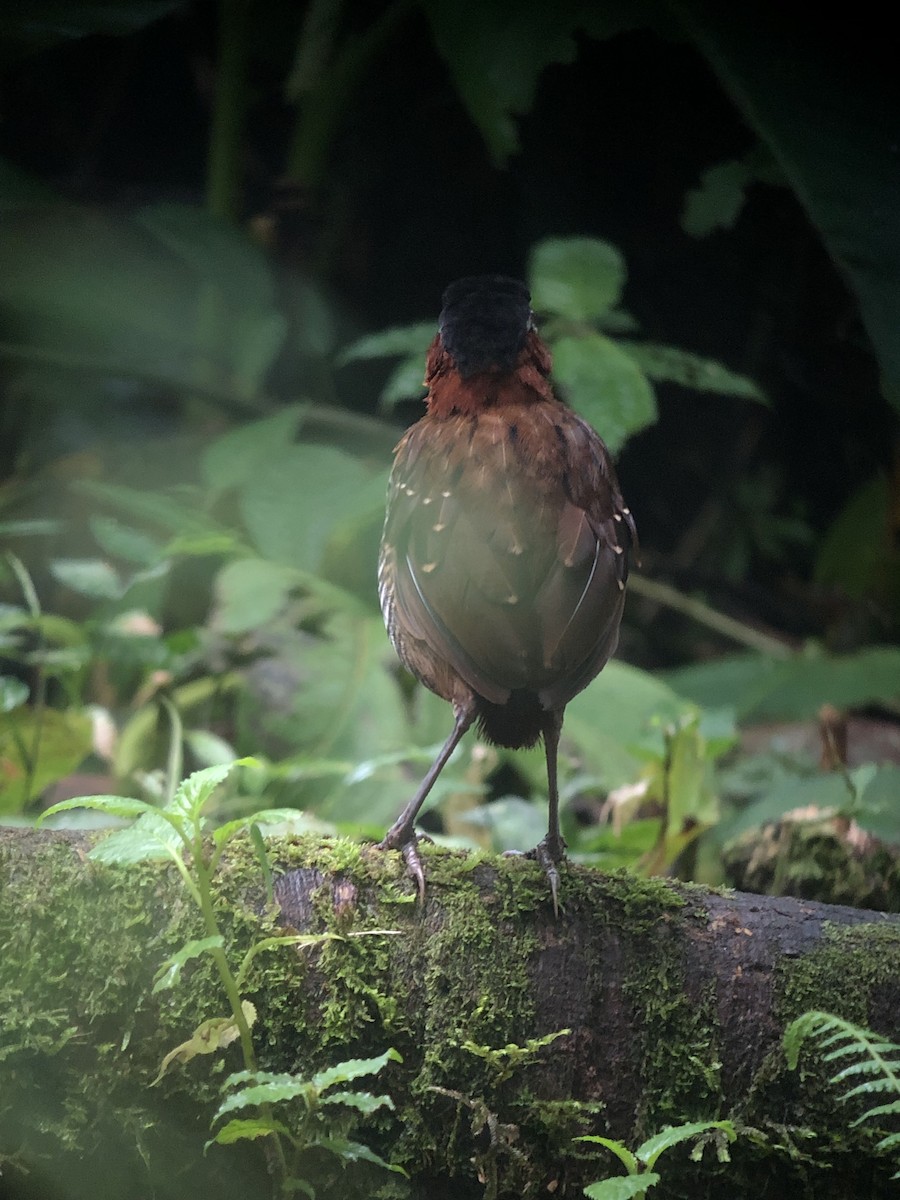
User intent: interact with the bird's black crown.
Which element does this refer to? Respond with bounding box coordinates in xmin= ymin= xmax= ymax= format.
xmin=439 ymin=275 xmax=532 ymax=378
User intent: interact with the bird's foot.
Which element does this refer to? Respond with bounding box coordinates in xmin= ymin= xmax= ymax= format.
xmin=504 ymin=835 xmax=567 ymax=916
xmin=377 ymin=825 xmax=432 ymax=904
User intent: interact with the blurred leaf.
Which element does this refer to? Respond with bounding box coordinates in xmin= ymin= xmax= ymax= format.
xmin=666 ymin=647 xmax=900 ymax=722
xmin=422 ymin=0 xmax=590 ymax=163
xmin=201 ymin=407 xmax=306 ymax=494
xmin=0 ymin=2 xmax=182 ymax=54
xmin=76 ymin=480 xmax=225 ymax=539
xmin=673 ymin=2 xmax=900 ymax=407
xmin=152 ymin=1001 xmax=255 ymax=1085
xmin=338 ymin=322 xmax=434 ymax=364
xmin=617 ymin=342 xmax=766 ymax=403
xmin=89 ymin=516 xmax=163 ymax=566
xmin=463 ymin=795 xmax=547 ymax=852
xmin=239 ymin=445 xmax=386 ymax=573
xmin=855 ymin=765 xmax=900 ymax=844
xmin=211 ymin=558 xmax=299 ymax=635
xmin=721 ymin=769 xmax=861 ymax=840
xmin=152 ymin=935 xmax=225 ymax=994
xmin=551 ymin=333 xmax=658 ymax=454
xmin=682 ymin=147 xmax=784 ymax=237
xmin=0 ymin=676 xmax=29 ymax=713
xmin=0 ymin=707 xmax=93 ymax=812
xmin=184 ymin=728 xmax=238 ymax=768
xmin=50 ymin=557 xmax=122 ymax=599
xmin=0 ymin=203 xmax=283 ymax=405
xmin=379 ymin=356 xmax=428 ymax=410
xmin=564 ymin=662 xmax=691 ymax=789
xmin=208 ymin=1116 xmax=290 ymax=1146
xmin=815 ymin=473 xmax=895 ymax=601
xmin=89 ymin=811 xmax=183 ymax=865
xmin=530 ymin=237 xmax=626 ymax=320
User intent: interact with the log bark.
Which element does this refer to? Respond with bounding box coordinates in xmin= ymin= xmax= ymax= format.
xmin=2 ymin=826 xmax=899 ymax=1200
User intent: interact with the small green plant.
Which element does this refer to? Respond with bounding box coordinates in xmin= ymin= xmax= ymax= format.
xmin=39 ymin=755 xmax=405 ymax=1195
xmin=784 ymin=1010 xmax=900 ymax=1176
xmin=576 ymin=1119 xmax=736 ymax=1198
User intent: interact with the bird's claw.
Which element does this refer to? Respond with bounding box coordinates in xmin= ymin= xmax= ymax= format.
xmin=510 ymin=835 xmax=566 ymax=917
xmin=377 ymin=827 xmax=431 ymax=904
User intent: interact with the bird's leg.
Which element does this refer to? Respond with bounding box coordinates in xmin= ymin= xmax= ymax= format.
xmin=378 ymin=699 xmax=475 ymax=902
xmin=533 ymin=709 xmax=567 ymax=916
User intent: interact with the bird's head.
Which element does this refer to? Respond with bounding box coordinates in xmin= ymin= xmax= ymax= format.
xmin=438 ymin=275 xmax=533 ymax=379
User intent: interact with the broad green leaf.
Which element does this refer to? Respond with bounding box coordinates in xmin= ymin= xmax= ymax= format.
xmin=211 ymin=558 xmax=300 ymax=635
xmin=721 ymin=769 xmax=863 ymax=841
xmin=855 ymin=765 xmax=900 ymax=844
xmin=636 ymin=1120 xmax=736 ymax=1168
xmin=184 ymin=728 xmax=238 ymax=768
xmin=616 ymin=343 xmax=766 ymax=403
xmin=665 ymin=647 xmax=900 ymax=721
xmin=338 ymin=322 xmax=434 ymax=364
xmin=201 ymin=406 xmax=307 ymax=493
xmin=576 ymin=1135 xmax=638 ymax=1173
xmin=152 ymin=936 xmax=225 ymax=994
xmin=310 ymin=1049 xmax=402 ymax=1095
xmin=551 ymin=333 xmax=657 ymax=454
xmin=76 ymin=480 xmax=224 ymax=539
xmin=239 ymin=445 xmax=385 ymax=572
xmin=0 ymin=676 xmax=29 ymax=713
xmin=583 ymin=1175 xmax=660 ymax=1199
xmin=530 ymin=237 xmax=626 ymax=320
xmin=215 ymin=1075 xmax=311 ymax=1116
xmin=50 ymin=558 xmax=122 ymax=599
xmin=0 ymin=707 xmax=93 ymax=813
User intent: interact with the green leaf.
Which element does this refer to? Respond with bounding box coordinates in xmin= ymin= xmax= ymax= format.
xmin=50 ymin=558 xmax=123 ymax=599
xmin=855 ymin=765 xmax=900 ymax=844
xmin=665 ymin=647 xmax=900 ymax=721
xmin=379 ymin=356 xmax=428 ymax=410
xmin=0 ymin=3 xmax=182 ymax=53
xmin=208 ymin=1116 xmax=290 ymax=1146
xmin=201 ymin=406 xmax=307 ymax=493
xmin=76 ymin=480 xmax=224 ymax=539
xmin=314 ymin=1136 xmax=407 ymax=1175
xmin=551 ymin=333 xmax=657 ymax=454
xmin=815 ymin=474 xmax=893 ymax=601
xmin=88 ymin=810 xmax=184 ymax=865
xmin=89 ymin=515 xmax=163 ymax=566
xmin=530 ymin=237 xmax=626 ymax=320
xmin=310 ymin=1048 xmax=402 ymax=1094
xmin=576 ymin=1135 xmax=638 ymax=1174
xmin=636 ymin=1121 xmax=736 ymax=1169
xmin=583 ymin=1175 xmax=659 ymax=1199
xmin=170 ymin=760 xmax=247 ymax=822
xmin=338 ymin=322 xmax=435 ymax=364
xmin=616 ymin=342 xmax=766 ymax=403
xmin=0 ymin=676 xmax=29 ymax=713
xmin=682 ymin=147 xmax=784 ymax=237
xmin=239 ymin=446 xmax=385 ymax=572
xmin=152 ymin=1001 xmax=255 ymax=1085
xmin=0 ymin=707 xmax=94 ymax=813
xmin=215 ymin=1075 xmax=311 ymax=1116
xmin=152 ymin=936 xmax=225 ymax=994
xmin=211 ymin=558 xmax=300 ymax=635
xmin=721 ymin=769 xmax=864 ymax=840
xmin=319 ymin=1090 xmax=395 ymax=1115
xmin=422 ymin=1 xmax=592 ymax=164
xmin=39 ymin=793 xmax=156 ymax=825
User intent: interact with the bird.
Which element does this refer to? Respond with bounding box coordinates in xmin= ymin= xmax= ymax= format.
xmin=377 ymin=274 xmax=636 ymax=913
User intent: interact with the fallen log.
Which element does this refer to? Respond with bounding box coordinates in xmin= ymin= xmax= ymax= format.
xmin=1 ymin=826 xmax=899 ymax=1199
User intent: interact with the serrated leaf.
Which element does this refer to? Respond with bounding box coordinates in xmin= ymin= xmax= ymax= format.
xmin=616 ymin=342 xmax=765 ymax=403
xmin=551 ymin=332 xmax=657 ymax=454
xmin=314 ymin=1136 xmax=407 ymax=1175
xmin=530 ymin=237 xmax=626 ymax=320
xmin=152 ymin=1001 xmax=255 ymax=1085
xmin=636 ymin=1121 xmax=735 ymax=1169
xmin=88 ymin=810 xmax=184 ymax=865
xmin=208 ymin=1116 xmax=290 ymax=1146
xmin=152 ymin=936 xmax=225 ymax=994
xmin=319 ymin=1090 xmax=395 ymax=1114
xmin=39 ymin=793 xmax=156 ymax=825
xmin=310 ymin=1048 xmax=402 ymax=1094
xmin=170 ymin=760 xmax=248 ymax=822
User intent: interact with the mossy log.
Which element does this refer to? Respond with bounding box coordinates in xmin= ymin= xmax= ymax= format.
xmin=2 ymin=827 xmax=900 ymax=1200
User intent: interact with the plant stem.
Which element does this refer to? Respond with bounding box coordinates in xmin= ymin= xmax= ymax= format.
xmin=207 ymin=0 xmax=250 ymax=222
xmin=628 ymin=574 xmax=793 ymax=658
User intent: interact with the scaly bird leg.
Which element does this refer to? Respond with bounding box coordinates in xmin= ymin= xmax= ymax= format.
xmin=531 ymin=709 xmax=567 ymax=916
xmin=378 ymin=699 xmax=475 ymax=903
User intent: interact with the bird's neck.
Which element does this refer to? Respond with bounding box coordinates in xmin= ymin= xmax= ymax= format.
xmin=424 ymin=329 xmax=556 ymax=418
